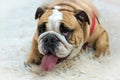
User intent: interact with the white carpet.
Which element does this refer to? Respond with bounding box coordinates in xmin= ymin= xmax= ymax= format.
xmin=0 ymin=0 xmax=120 ymax=80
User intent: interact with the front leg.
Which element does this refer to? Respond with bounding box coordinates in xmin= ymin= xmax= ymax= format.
xmin=94 ymin=31 xmax=110 ymax=57
xmin=24 ymin=37 xmax=43 ymax=67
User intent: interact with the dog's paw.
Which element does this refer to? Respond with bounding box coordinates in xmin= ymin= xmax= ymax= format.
xmin=93 ymin=49 xmax=110 ymax=63
xmin=94 ymin=48 xmax=110 ymax=58
xmin=24 ymin=57 xmax=43 ymax=73
xmin=24 ymin=55 xmax=42 ymax=68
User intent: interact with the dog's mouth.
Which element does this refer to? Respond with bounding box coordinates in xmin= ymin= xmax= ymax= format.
xmin=41 ymin=52 xmax=70 ymax=71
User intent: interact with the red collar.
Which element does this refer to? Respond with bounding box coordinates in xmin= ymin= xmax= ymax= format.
xmin=82 ymin=12 xmax=96 ymax=49
xmin=90 ymin=12 xmax=96 ymax=36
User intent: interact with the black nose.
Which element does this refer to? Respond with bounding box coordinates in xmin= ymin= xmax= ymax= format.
xmin=43 ymin=34 xmax=58 ymax=44
xmin=43 ymin=34 xmax=59 ymax=54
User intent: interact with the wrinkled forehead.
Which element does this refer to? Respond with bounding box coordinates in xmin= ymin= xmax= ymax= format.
xmin=38 ymin=7 xmax=79 ymax=30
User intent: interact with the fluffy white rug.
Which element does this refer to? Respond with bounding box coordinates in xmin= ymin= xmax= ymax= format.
xmin=0 ymin=0 xmax=120 ymax=80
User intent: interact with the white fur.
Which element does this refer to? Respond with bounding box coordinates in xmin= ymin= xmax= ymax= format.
xmin=47 ymin=6 xmax=63 ymax=33
xmin=38 ymin=40 xmax=44 ymax=55
xmin=56 ymin=42 xmax=71 ymax=57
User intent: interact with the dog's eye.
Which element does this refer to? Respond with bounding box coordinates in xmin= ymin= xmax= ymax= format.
xmin=60 ymin=23 xmax=72 ymax=37
xmin=38 ymin=23 xmax=46 ymax=35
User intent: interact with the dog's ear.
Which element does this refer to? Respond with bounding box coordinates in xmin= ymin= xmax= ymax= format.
xmin=75 ymin=10 xmax=90 ymax=25
xmin=35 ymin=7 xmax=44 ymax=19
xmin=75 ymin=10 xmax=90 ymax=42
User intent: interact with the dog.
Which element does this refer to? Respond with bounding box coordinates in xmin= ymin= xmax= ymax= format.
xmin=24 ymin=0 xmax=110 ymax=71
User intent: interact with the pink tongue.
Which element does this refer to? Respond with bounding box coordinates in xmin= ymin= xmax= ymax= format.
xmin=41 ymin=54 xmax=58 ymax=71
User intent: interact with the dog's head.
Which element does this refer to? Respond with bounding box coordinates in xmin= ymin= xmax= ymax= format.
xmin=35 ymin=6 xmax=90 ymax=71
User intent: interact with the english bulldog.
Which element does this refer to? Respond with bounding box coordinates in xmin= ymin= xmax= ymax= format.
xmin=24 ymin=0 xmax=110 ymax=71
